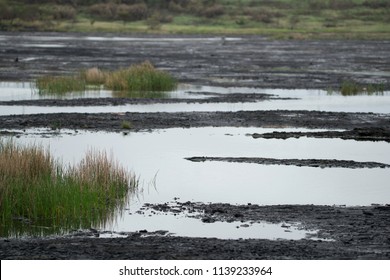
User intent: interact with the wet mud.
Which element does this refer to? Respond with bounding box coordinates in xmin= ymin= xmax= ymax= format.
xmin=1 ymin=33 xmax=390 ymax=260
xmin=1 ymin=203 xmax=390 ymax=259
xmin=186 ymin=156 xmax=390 ymax=169
xmin=0 ymin=92 xmax=293 ymax=106
xmin=251 ymin=127 xmax=390 ymax=143
xmin=1 ymin=110 xmax=390 ymax=133
xmin=1 ymin=32 xmax=390 ymax=90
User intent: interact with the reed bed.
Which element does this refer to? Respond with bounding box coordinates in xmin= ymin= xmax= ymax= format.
xmin=0 ymin=139 xmax=138 ymax=237
xmin=34 ymin=61 xmax=176 ymax=95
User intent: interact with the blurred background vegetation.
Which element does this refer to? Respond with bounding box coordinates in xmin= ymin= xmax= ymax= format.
xmin=1 ymin=0 xmax=389 ymax=38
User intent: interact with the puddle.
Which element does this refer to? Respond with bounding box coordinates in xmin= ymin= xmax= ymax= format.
xmin=111 ymin=209 xmax=319 ymax=240
xmin=1 ymin=83 xmax=390 ymax=115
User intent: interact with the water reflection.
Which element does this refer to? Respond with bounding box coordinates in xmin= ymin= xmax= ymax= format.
xmin=3 ymin=127 xmax=390 ymax=238
xmin=10 ymin=128 xmax=390 ymax=206
xmin=1 ymin=83 xmax=390 ymax=115
xmin=0 ymin=139 xmax=138 ymax=238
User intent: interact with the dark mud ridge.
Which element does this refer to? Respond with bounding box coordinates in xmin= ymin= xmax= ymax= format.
xmin=0 ymin=93 xmax=294 ymax=107
xmin=1 ymin=203 xmax=390 ymax=259
xmin=186 ymin=156 xmax=390 ymax=169
xmin=251 ymin=127 xmax=390 ymax=142
xmin=1 ymin=110 xmax=390 ymax=133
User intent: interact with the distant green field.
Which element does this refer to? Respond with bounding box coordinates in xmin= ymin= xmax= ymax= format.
xmin=1 ymin=0 xmax=389 ymax=39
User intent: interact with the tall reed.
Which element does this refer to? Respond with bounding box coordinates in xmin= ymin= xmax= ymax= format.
xmin=0 ymin=139 xmax=138 ymax=237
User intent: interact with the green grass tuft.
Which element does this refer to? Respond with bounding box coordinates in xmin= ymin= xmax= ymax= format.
xmin=0 ymin=139 xmax=138 ymax=237
xmin=104 ymin=61 xmax=177 ymax=92
xmin=35 ymin=75 xmax=86 ymax=95
xmin=121 ymin=120 xmax=132 ymax=130
xmin=339 ymin=80 xmax=385 ymax=95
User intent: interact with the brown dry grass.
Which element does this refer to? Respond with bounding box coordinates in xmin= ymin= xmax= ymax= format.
xmin=81 ymin=67 xmax=106 ymax=85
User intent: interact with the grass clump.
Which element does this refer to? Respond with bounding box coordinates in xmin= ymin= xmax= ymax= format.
xmin=0 ymin=139 xmax=138 ymax=237
xmin=34 ymin=61 xmax=177 ymax=95
xmin=35 ymin=75 xmax=86 ymax=95
xmin=104 ymin=61 xmax=177 ymax=92
xmin=339 ymin=80 xmax=385 ymax=95
xmin=121 ymin=120 xmax=132 ymax=130
xmin=80 ymin=67 xmax=106 ymax=85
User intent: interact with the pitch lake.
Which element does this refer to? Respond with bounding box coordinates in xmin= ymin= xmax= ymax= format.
xmin=1 ymin=82 xmax=390 ymax=239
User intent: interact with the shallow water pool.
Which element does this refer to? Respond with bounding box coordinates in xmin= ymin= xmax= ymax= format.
xmin=3 ymin=126 xmax=390 ymax=238
xmin=1 ymin=83 xmax=390 ymax=115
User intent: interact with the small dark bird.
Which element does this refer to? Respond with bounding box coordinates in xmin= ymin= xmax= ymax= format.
xmin=14 ymin=57 xmax=19 ymax=63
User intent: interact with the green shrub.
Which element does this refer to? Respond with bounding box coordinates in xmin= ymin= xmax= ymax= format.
xmin=0 ymin=2 xmax=15 ymax=20
xmin=363 ymin=0 xmax=390 ymax=8
xmin=118 ymin=3 xmax=148 ymax=22
xmin=89 ymin=3 xmax=118 ymax=20
xmin=39 ymin=5 xmax=76 ymax=20
xmin=247 ymin=8 xmax=283 ymax=24
xmin=202 ymin=4 xmax=225 ymax=18
xmin=168 ymin=1 xmax=185 ymax=13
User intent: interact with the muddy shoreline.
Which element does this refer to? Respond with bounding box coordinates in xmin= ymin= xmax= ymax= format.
xmin=1 ymin=110 xmax=390 ymax=131
xmin=185 ymin=156 xmax=390 ymax=168
xmin=1 ymin=203 xmax=390 ymax=259
xmin=0 ymin=93 xmax=294 ymax=106
xmin=1 ymin=32 xmax=390 ymax=90
xmin=1 ymin=33 xmax=390 ymax=260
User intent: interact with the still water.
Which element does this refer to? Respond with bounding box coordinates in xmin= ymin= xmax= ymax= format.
xmin=1 ymin=81 xmax=389 ymax=239
xmin=5 ymin=127 xmax=389 ymax=238
xmin=1 ymin=82 xmax=390 ymax=115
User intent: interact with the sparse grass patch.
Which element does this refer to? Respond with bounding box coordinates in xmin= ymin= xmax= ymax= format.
xmin=0 ymin=139 xmax=138 ymax=237
xmin=35 ymin=75 xmax=86 ymax=95
xmin=340 ymin=80 xmax=384 ymax=95
xmin=329 ymin=80 xmax=385 ymax=95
